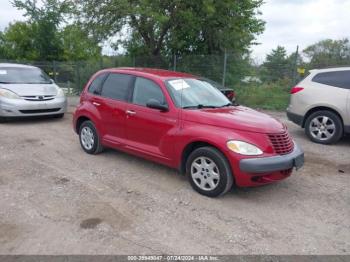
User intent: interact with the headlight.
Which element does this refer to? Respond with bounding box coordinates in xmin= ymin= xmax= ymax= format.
xmin=227 ymin=140 xmax=263 ymax=156
xmin=0 ymin=88 xmax=20 ymax=99
xmin=56 ymin=88 xmax=65 ymax=97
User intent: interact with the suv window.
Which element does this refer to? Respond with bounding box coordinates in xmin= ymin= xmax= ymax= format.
xmin=132 ymin=77 xmax=166 ymax=106
xmin=312 ymin=70 xmax=350 ymax=89
xmin=101 ymin=73 xmax=134 ymax=101
xmin=88 ymin=73 xmax=108 ymax=94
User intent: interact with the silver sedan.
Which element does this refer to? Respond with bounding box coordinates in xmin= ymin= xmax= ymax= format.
xmin=0 ymin=63 xmax=67 ymax=120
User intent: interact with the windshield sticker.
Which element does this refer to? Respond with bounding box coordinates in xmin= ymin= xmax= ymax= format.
xmin=168 ymin=79 xmax=190 ymax=91
xmin=0 ymin=70 xmax=7 ymax=75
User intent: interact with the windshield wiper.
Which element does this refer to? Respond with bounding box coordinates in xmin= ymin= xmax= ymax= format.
xmin=182 ymin=104 xmax=220 ymax=109
xmin=0 ymin=81 xmax=11 ymax=84
xmin=219 ymin=102 xmax=233 ymax=108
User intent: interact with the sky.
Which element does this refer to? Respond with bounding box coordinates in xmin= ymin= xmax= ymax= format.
xmin=1 ymin=0 xmax=350 ymax=61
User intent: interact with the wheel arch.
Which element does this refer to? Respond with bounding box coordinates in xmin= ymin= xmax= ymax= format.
xmin=180 ymin=140 xmax=229 ymax=174
xmin=302 ymin=106 xmax=344 ymax=128
xmin=75 ymin=116 xmax=91 ymax=134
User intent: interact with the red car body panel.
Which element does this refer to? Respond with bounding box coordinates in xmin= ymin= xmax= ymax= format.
xmin=74 ymin=68 xmax=301 ymax=187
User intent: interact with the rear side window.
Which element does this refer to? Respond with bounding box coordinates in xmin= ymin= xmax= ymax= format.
xmin=101 ymin=73 xmax=134 ymax=101
xmin=312 ymin=70 xmax=350 ymax=89
xmin=88 ymin=73 xmax=108 ymax=94
xmin=132 ymin=77 xmax=166 ymax=106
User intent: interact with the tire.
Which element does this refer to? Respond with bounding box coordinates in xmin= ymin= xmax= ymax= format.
xmin=305 ymin=110 xmax=343 ymax=144
xmin=186 ymin=146 xmax=234 ymax=197
xmin=79 ymin=120 xmax=104 ymax=154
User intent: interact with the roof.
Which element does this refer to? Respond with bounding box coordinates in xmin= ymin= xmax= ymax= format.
xmin=107 ymin=67 xmax=196 ymax=80
xmin=0 ymin=63 xmax=38 ymax=69
xmin=310 ymin=67 xmax=350 ymax=73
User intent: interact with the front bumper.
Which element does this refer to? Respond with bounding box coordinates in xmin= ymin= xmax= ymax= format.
xmin=0 ymin=96 xmax=67 ymax=117
xmin=239 ymin=143 xmax=304 ymax=174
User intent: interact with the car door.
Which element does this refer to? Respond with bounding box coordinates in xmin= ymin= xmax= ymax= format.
xmin=96 ymin=72 xmax=135 ymax=143
xmin=124 ymin=76 xmax=178 ymax=159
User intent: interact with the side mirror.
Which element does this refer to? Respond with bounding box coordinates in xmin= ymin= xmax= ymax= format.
xmin=50 ymin=78 xmax=55 ymax=84
xmin=146 ymin=99 xmax=168 ymax=112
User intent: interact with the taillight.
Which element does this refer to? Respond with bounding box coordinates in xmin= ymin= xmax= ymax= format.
xmin=290 ymin=86 xmax=304 ymax=94
xmin=225 ymin=90 xmax=235 ymax=100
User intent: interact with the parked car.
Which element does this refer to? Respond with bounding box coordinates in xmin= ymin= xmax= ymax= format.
xmin=0 ymin=63 xmax=67 ymax=121
xmin=73 ymin=68 xmax=304 ymax=197
xmin=287 ymin=67 xmax=350 ymax=144
xmin=199 ymin=77 xmax=236 ymax=103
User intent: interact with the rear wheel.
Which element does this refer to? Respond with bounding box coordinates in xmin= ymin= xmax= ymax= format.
xmin=305 ymin=110 xmax=343 ymax=144
xmin=79 ymin=120 xmax=104 ymax=154
xmin=186 ymin=147 xmax=233 ymax=197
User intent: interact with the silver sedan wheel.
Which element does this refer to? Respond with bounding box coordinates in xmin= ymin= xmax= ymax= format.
xmin=309 ymin=116 xmax=336 ymax=141
xmin=81 ymin=126 xmax=95 ymax=150
xmin=191 ymin=157 xmax=220 ymax=191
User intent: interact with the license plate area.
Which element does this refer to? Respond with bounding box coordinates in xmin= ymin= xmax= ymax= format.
xmin=293 ymin=154 xmax=304 ymax=170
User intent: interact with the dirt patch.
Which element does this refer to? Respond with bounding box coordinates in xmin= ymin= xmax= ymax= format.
xmin=55 ymin=177 xmax=70 ymax=185
xmin=23 ymin=138 xmax=40 ymax=144
xmin=0 ymin=224 xmax=21 ymax=244
xmin=80 ymin=218 xmax=102 ymax=229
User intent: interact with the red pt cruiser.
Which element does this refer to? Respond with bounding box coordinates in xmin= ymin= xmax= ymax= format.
xmin=73 ymin=68 xmax=304 ymax=197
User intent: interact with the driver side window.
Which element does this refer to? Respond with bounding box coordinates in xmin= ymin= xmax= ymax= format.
xmin=132 ymin=77 xmax=166 ymax=106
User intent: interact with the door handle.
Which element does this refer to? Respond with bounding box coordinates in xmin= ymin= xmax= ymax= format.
xmin=92 ymin=102 xmax=101 ymax=106
xmin=126 ymin=110 xmax=136 ymax=116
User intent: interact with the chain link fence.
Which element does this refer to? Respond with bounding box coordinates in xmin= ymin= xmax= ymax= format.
xmin=1 ymin=55 xmax=349 ymax=110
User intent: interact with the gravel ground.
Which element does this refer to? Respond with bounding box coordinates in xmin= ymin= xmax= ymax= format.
xmin=0 ymin=97 xmax=349 ymax=255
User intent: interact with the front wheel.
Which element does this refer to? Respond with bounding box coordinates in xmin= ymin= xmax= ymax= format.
xmin=305 ymin=110 xmax=343 ymax=144
xmin=186 ymin=147 xmax=234 ymax=197
xmin=79 ymin=120 xmax=104 ymax=154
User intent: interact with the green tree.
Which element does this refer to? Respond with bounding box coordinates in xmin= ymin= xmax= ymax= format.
xmin=75 ymin=0 xmax=264 ymax=57
xmin=12 ymin=0 xmax=72 ymax=60
xmin=0 ymin=21 xmax=38 ymax=60
xmin=60 ymin=24 xmax=102 ymax=61
xmin=303 ymin=39 xmax=350 ymax=68
xmin=261 ymin=46 xmax=291 ymax=82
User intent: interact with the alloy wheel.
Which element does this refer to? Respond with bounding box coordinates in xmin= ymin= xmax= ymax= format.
xmin=191 ymin=156 xmax=220 ymax=191
xmin=309 ymin=116 xmax=336 ymax=141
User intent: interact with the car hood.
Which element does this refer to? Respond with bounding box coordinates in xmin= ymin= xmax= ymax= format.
xmin=0 ymin=83 xmax=58 ymax=96
xmin=183 ymin=106 xmax=285 ymax=134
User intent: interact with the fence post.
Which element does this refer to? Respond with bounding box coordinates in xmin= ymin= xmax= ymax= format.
xmin=222 ymin=50 xmax=227 ymax=86
xmin=173 ymin=53 xmax=177 ymax=71
xmin=99 ymin=56 xmax=104 ymax=69
xmin=76 ymin=61 xmax=81 ymax=92
xmin=67 ymin=81 xmax=71 ymax=95
xmin=53 ymin=60 xmax=57 ymax=82
xmin=292 ymin=45 xmax=299 ymax=86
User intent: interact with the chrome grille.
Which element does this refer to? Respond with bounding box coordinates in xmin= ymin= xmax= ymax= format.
xmin=22 ymin=95 xmax=55 ymax=101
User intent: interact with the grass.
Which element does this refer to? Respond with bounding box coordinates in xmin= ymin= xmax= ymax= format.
xmin=234 ymin=81 xmax=291 ymax=111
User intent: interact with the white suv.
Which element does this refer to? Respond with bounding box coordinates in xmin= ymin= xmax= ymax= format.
xmin=287 ymin=67 xmax=350 ymax=144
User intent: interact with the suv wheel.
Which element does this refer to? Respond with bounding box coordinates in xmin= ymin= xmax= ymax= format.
xmin=186 ymin=147 xmax=233 ymax=197
xmin=305 ymin=110 xmax=343 ymax=144
xmin=79 ymin=120 xmax=104 ymax=154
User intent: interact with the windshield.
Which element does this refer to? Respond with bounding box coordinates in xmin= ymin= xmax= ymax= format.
xmin=165 ymin=78 xmax=230 ymax=109
xmin=0 ymin=67 xmax=51 ymax=84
